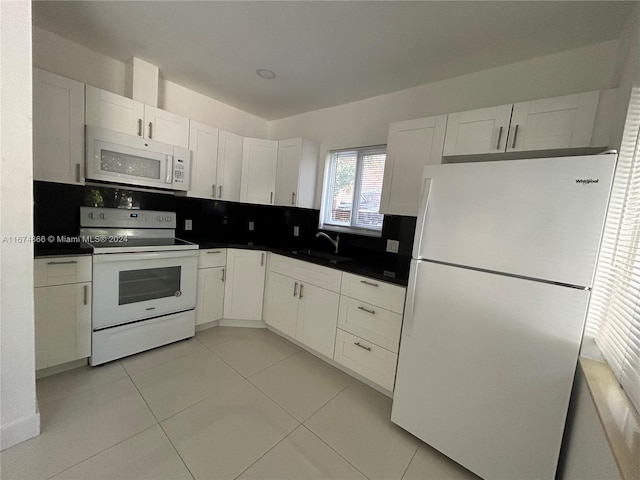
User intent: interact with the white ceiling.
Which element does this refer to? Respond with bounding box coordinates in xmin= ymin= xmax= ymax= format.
xmin=32 ymin=1 xmax=634 ymax=120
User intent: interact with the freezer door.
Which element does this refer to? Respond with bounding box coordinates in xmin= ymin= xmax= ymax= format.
xmin=414 ymin=154 xmax=615 ymax=287
xmin=392 ymin=260 xmax=589 ymax=480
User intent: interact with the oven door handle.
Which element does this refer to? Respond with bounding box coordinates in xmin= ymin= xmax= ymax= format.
xmin=92 ymin=250 xmax=198 ymax=263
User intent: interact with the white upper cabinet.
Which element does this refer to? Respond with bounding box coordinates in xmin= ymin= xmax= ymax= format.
xmin=85 ymin=85 xmax=144 ymax=136
xmin=443 ymin=90 xmax=603 ymax=158
xmin=379 ymin=115 xmax=447 ymax=216
xmin=216 ymin=130 xmax=244 ymax=202
xmin=188 ymin=120 xmax=220 ymax=199
xmin=443 ymin=104 xmax=513 ymax=156
xmin=33 ymin=68 xmax=85 ymax=185
xmin=506 ymin=91 xmax=600 ymax=152
xmin=275 ymin=138 xmax=319 ymax=208
xmin=240 ymin=137 xmax=278 ymax=205
xmin=143 ymin=105 xmax=189 ymax=148
xmin=85 ymin=85 xmax=189 ymax=147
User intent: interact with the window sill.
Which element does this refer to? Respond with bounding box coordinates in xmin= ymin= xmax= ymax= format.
xmin=319 ymin=224 xmax=382 ymax=238
xmin=579 ymin=357 xmax=640 ymax=480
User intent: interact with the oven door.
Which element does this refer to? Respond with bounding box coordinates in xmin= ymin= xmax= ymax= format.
xmin=92 ymin=250 xmax=198 ymax=330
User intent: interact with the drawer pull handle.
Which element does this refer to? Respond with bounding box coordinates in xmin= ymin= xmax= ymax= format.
xmin=291 ymin=192 xmax=296 ymax=205
xmin=47 ymin=260 xmax=78 ymax=265
xmin=75 ymin=163 xmax=81 ymax=183
xmin=293 ymin=282 xmax=298 ymax=297
xmin=299 ymin=284 xmax=304 ymax=299
xmin=206 ymin=250 xmax=222 ymax=254
xmin=83 ymin=285 xmax=88 ymax=305
xmin=212 ymin=184 xmax=216 ymax=198
xmin=137 ymin=119 xmax=143 ymax=137
xmin=357 ymin=306 xmax=376 ymax=315
xmin=145 ymin=307 xmax=156 ymax=311
xmin=148 ymin=122 xmax=153 ymax=139
xmin=354 ymin=342 xmax=371 ymax=352
xmin=360 ymin=280 xmax=378 ymax=287
xmin=511 ymin=124 xmax=519 ymax=149
xmin=261 ymin=252 xmax=265 ymax=267
xmin=221 ymin=268 xmax=225 ymax=283
xmin=219 ymin=185 xmax=222 ymax=198
xmin=496 ymin=126 xmax=503 ymax=150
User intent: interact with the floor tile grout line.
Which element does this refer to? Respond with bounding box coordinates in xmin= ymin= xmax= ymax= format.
xmin=300 ymin=424 xmax=372 ymax=480
xmin=400 ymin=444 xmax=421 ymax=480
xmin=42 ymin=424 xmax=160 ymax=480
xmin=231 ymin=423 xmax=303 ymax=480
xmin=123 ymin=360 xmax=198 ymax=480
xmin=35 ymin=361 xmax=130 ymax=408
xmin=121 ymin=338 xmax=208 ymax=377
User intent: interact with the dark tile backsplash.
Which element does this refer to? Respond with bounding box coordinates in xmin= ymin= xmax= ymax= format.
xmin=34 ymin=181 xmax=416 ymax=265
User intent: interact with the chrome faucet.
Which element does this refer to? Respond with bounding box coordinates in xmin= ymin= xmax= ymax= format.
xmin=316 ymin=231 xmax=340 ymax=253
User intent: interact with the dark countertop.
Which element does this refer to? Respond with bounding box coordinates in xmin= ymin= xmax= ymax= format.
xmin=36 ymin=241 xmax=410 ymax=287
xmin=34 ymin=242 xmax=94 ymax=257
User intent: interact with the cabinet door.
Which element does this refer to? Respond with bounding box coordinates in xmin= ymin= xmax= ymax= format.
xmin=507 ymin=91 xmax=600 ymax=152
xmin=223 ymin=249 xmax=266 ymax=321
xmin=34 ymin=282 xmax=91 ymax=370
xmin=379 ymin=115 xmax=447 ymax=216
xmin=196 ymin=267 xmax=225 ymax=326
xmin=216 ymin=130 xmax=243 ymax=202
xmin=144 ymin=105 xmax=190 ymax=148
xmin=275 ymin=138 xmax=302 ymax=206
xmin=443 ymin=104 xmax=513 ymax=156
xmin=296 ymin=283 xmax=340 ymax=358
xmin=85 ymin=85 xmax=144 ymax=136
xmin=240 ymin=137 xmax=278 ymax=205
xmin=33 ymin=69 xmax=85 ymax=185
xmin=264 ymin=272 xmax=299 ymax=338
xmin=188 ymin=121 xmax=219 ymax=199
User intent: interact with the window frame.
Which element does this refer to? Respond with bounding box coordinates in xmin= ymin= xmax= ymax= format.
xmin=319 ymin=145 xmax=386 ymax=237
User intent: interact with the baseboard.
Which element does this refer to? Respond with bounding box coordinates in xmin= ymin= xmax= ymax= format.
xmin=218 ymin=318 xmax=266 ymax=328
xmin=1 ymin=411 xmax=40 ymax=451
xmin=36 ymin=358 xmax=88 ymax=379
xmin=195 ymin=320 xmax=220 ymax=332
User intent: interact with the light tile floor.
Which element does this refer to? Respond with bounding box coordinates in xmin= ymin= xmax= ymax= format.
xmin=1 ymin=327 xmax=479 ymax=480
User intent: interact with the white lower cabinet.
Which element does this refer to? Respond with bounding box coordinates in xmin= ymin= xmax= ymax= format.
xmin=264 ymin=254 xmax=340 ymax=358
xmin=34 ymin=256 xmax=92 ymax=371
xmin=196 ymin=249 xmax=226 ymax=326
xmin=334 ymin=273 xmax=406 ymax=392
xmin=334 ymin=329 xmax=398 ymax=391
xmin=295 ymin=282 xmax=340 ymax=358
xmin=223 ymin=249 xmax=266 ymax=321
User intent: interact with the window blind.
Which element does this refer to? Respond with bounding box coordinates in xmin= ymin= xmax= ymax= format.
xmin=586 ymin=86 xmax=640 ymax=413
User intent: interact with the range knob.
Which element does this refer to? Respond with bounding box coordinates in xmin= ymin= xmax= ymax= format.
xmin=164 ymin=216 xmax=172 ymax=222
xmin=99 ymin=213 xmax=105 ymax=219
xmin=157 ymin=215 xmax=164 ymax=222
xmin=88 ymin=212 xmax=94 ymax=219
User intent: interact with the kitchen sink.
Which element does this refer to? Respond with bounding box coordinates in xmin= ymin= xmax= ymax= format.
xmin=287 ymin=248 xmax=352 ymax=264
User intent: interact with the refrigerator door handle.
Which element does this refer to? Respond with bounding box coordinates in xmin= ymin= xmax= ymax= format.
xmin=403 ymin=262 xmax=420 ymax=337
xmin=412 ymin=177 xmax=433 ymax=259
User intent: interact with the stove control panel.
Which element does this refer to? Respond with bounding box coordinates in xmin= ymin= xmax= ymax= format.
xmin=80 ymin=207 xmax=176 ymax=229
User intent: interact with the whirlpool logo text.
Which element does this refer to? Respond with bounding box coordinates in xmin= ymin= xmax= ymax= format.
xmin=575 ymin=179 xmax=599 ymax=185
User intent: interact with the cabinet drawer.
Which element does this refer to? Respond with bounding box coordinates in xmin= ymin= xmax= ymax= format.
xmin=338 ymin=296 xmax=402 ymax=353
xmin=340 ymin=272 xmax=405 ymax=314
xmin=269 ymin=254 xmax=342 ymax=292
xmin=34 ymin=256 xmax=92 ymax=287
xmin=333 ymin=329 xmax=397 ymax=391
xmin=198 ymin=248 xmax=226 ymax=268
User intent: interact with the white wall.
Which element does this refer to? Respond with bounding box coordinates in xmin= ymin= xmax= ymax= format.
xmin=32 ymin=26 xmax=269 ymax=138
xmin=0 ymin=0 xmax=40 ymax=451
xmin=268 ymin=40 xmax=621 ymax=207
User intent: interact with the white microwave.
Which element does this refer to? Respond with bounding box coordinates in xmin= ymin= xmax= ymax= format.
xmin=85 ymin=126 xmax=190 ymax=191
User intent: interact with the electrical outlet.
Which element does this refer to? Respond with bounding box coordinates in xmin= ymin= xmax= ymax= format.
xmin=248 ymin=221 xmax=255 ymax=231
xmin=293 ymin=226 xmax=300 ymax=237
xmin=185 ymin=219 xmax=193 ymax=231
xmin=386 ymin=239 xmax=400 ymax=254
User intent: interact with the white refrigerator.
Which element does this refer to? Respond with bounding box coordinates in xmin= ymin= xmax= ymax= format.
xmin=391 ymin=154 xmax=616 ymax=480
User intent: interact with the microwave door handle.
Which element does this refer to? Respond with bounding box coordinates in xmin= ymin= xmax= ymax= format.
xmin=166 ymin=155 xmax=174 ymax=184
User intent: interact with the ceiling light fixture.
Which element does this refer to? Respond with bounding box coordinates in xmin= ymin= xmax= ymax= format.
xmin=256 ymin=68 xmax=276 ymax=80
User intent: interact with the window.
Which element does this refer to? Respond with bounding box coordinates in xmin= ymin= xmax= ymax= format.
xmin=320 ymin=146 xmax=386 ymax=236
xmin=586 ymin=86 xmax=640 ymax=414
